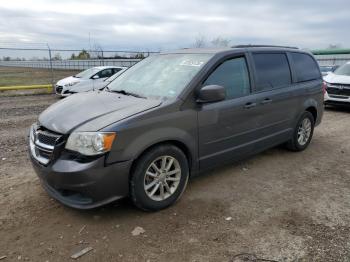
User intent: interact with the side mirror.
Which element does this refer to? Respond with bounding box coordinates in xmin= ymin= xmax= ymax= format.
xmin=197 ymin=85 xmax=225 ymax=103
xmin=92 ymin=75 xmax=99 ymax=79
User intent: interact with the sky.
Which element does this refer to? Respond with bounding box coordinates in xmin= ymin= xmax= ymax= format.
xmin=0 ymin=0 xmax=349 ymax=52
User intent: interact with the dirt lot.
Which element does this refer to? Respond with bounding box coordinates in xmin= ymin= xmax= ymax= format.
xmin=0 ymin=67 xmax=79 ymax=87
xmin=0 ymin=94 xmax=349 ymax=262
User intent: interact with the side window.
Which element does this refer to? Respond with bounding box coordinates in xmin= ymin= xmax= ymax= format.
xmin=203 ymin=57 xmax=250 ymax=99
xmin=252 ymin=53 xmax=291 ymax=92
xmin=98 ymin=69 xmax=114 ymax=78
xmin=291 ymin=53 xmax=320 ymax=82
xmin=113 ymin=68 xmax=122 ymax=74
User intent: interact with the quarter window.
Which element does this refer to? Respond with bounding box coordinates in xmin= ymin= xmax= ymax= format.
xmin=203 ymin=57 xmax=250 ymax=99
xmin=252 ymin=53 xmax=291 ymax=92
xmin=291 ymin=53 xmax=320 ymax=82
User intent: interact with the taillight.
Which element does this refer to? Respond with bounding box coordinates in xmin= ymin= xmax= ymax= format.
xmin=322 ymin=81 xmax=327 ymax=95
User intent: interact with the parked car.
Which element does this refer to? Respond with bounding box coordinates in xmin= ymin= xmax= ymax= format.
xmin=55 ymin=66 xmax=125 ymax=97
xmin=324 ymin=62 xmax=350 ymax=106
xmin=29 ymin=46 xmax=324 ymax=211
xmin=320 ymin=65 xmax=338 ymax=77
xmin=62 ymin=68 xmax=127 ymax=94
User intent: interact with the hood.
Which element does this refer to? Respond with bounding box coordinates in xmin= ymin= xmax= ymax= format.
xmin=38 ymin=91 xmax=162 ymax=134
xmin=324 ymin=73 xmax=350 ymax=84
xmin=56 ymin=76 xmax=82 ymax=86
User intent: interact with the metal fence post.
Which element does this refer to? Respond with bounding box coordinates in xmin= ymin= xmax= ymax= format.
xmin=102 ymin=50 xmax=104 ymax=66
xmin=47 ymin=43 xmax=54 ymax=92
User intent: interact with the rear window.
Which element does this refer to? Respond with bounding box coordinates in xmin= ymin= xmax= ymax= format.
xmin=291 ymin=53 xmax=320 ymax=82
xmin=252 ymin=53 xmax=291 ymax=92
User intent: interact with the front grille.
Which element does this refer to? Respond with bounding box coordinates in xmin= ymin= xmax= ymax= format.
xmin=327 ymin=84 xmax=350 ymax=96
xmin=30 ymin=125 xmax=63 ymax=165
xmin=55 ymin=85 xmax=63 ymax=94
xmin=37 ymin=129 xmax=61 ymax=146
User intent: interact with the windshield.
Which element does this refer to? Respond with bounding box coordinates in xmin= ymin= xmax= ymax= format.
xmin=107 ymin=53 xmax=213 ymax=98
xmin=74 ymin=67 xmax=99 ymax=79
xmin=334 ymin=63 xmax=350 ymax=76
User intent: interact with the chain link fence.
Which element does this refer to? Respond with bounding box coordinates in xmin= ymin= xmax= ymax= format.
xmin=0 ymin=43 xmax=349 ymax=89
xmin=314 ymin=54 xmax=350 ymax=66
xmin=0 ymin=43 xmax=158 ymax=88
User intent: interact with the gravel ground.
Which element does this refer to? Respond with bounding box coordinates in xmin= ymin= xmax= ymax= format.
xmin=0 ymin=94 xmax=349 ymax=262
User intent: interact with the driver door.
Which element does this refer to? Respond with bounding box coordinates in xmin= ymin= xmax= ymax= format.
xmin=198 ymin=55 xmax=261 ymax=170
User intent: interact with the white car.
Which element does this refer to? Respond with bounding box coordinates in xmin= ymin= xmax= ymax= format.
xmin=324 ymin=62 xmax=350 ymax=106
xmin=55 ymin=66 xmax=126 ymax=97
xmin=59 ymin=68 xmax=127 ymax=95
xmin=320 ymin=65 xmax=338 ymax=77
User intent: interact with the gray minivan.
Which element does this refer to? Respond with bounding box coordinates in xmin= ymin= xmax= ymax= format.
xmin=29 ymin=46 xmax=324 ymax=211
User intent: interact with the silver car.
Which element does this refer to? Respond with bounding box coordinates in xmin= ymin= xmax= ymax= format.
xmin=55 ymin=66 xmax=126 ymax=97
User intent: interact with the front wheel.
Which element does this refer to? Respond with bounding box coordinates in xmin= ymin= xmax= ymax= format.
xmin=130 ymin=144 xmax=189 ymax=211
xmin=286 ymin=111 xmax=315 ymax=152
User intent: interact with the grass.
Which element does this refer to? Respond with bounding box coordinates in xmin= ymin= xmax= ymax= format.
xmin=0 ymin=66 xmax=79 ymax=87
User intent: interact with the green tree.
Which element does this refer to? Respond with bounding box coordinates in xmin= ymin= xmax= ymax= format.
xmin=71 ymin=50 xmax=90 ymax=60
xmin=77 ymin=49 xmax=90 ymax=59
xmin=134 ymin=53 xmax=145 ymax=59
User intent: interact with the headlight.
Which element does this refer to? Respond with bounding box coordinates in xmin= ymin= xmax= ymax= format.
xmin=65 ymin=132 xmax=116 ymax=156
xmin=65 ymin=82 xmax=79 ymax=87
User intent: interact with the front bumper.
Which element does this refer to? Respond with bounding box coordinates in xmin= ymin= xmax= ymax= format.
xmin=55 ymin=85 xmax=75 ymax=97
xmin=324 ymin=91 xmax=350 ymax=105
xmin=30 ymin=152 xmax=132 ymax=209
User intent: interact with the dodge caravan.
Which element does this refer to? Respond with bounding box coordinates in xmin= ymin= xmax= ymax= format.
xmin=29 ymin=46 xmax=324 ymax=211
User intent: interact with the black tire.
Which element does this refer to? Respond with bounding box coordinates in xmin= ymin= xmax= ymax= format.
xmin=130 ymin=144 xmax=189 ymax=211
xmin=286 ymin=111 xmax=315 ymax=152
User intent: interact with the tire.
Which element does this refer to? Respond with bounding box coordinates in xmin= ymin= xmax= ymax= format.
xmin=286 ymin=111 xmax=315 ymax=152
xmin=130 ymin=144 xmax=189 ymax=211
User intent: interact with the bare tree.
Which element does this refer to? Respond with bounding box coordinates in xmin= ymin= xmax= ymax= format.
xmin=53 ymin=53 xmax=62 ymax=60
xmin=192 ymin=35 xmax=232 ymax=48
xmin=193 ymin=35 xmax=207 ymax=48
xmin=211 ymin=36 xmax=231 ymax=47
xmin=91 ymin=42 xmax=104 ymax=59
xmin=328 ymin=44 xmax=342 ymax=49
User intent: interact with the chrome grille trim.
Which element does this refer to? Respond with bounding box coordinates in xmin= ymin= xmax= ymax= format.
xmin=30 ymin=139 xmax=50 ymax=165
xmin=35 ymin=140 xmax=54 ymax=150
xmin=30 ymin=125 xmax=62 ymax=165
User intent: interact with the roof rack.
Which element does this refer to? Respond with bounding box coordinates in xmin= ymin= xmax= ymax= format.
xmin=232 ymin=45 xmax=298 ymax=49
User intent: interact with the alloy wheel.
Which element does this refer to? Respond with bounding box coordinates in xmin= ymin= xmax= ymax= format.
xmin=297 ymin=118 xmax=312 ymax=146
xmin=144 ymin=156 xmax=181 ymax=201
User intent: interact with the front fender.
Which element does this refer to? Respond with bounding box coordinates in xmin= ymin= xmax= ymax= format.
xmin=105 ymin=106 xmax=198 ymax=172
xmin=126 ymin=127 xmax=195 ymax=160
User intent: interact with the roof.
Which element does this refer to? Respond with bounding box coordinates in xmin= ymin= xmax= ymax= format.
xmin=163 ymin=45 xmax=306 ymax=55
xmin=93 ymin=66 xmax=127 ymax=70
xmin=163 ymin=48 xmax=234 ymax=54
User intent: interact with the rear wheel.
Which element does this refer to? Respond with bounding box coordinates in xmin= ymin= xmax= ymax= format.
xmin=286 ymin=111 xmax=315 ymax=151
xmin=130 ymin=144 xmax=189 ymax=211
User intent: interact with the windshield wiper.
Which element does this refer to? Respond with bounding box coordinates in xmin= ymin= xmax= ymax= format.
xmin=106 ymin=88 xmax=146 ymax=99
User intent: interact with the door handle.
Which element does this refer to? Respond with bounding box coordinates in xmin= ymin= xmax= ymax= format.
xmin=244 ymin=102 xmax=257 ymax=109
xmin=261 ymin=98 xmax=273 ymax=105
